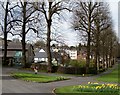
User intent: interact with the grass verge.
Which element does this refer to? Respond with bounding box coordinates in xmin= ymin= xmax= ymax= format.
xmin=96 ymin=64 xmax=119 ymax=83
xmin=11 ymin=72 xmax=69 ymax=83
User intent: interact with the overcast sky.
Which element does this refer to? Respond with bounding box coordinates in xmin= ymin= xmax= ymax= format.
xmin=1 ymin=0 xmax=119 ymax=46
xmin=62 ymin=0 xmax=119 ymax=46
xmin=108 ymin=0 xmax=118 ymax=35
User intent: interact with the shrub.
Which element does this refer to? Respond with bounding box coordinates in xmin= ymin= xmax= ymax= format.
xmin=56 ymin=76 xmax=66 ymax=81
xmin=69 ymin=60 xmax=80 ymax=67
xmin=57 ymin=66 xmax=86 ymax=74
xmin=52 ymin=66 xmax=58 ymax=73
xmin=69 ymin=60 xmax=86 ymax=68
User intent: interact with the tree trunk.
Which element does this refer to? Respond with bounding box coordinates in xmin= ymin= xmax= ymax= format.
xmin=3 ymin=1 xmax=9 ymax=66
xmin=94 ymin=44 xmax=99 ymax=73
xmin=102 ymin=54 xmax=104 ymax=70
xmin=109 ymin=41 xmax=113 ymax=67
xmin=22 ymin=31 xmax=27 ymax=67
xmin=86 ymin=32 xmax=91 ymax=74
xmin=94 ymin=30 xmax=100 ymax=74
xmin=102 ymin=44 xmax=106 ymax=71
xmin=106 ymin=54 xmax=108 ymax=69
xmin=3 ymin=33 xmax=8 ymax=65
xmin=46 ymin=2 xmax=52 ymax=73
xmin=86 ymin=7 xmax=92 ymax=74
xmin=46 ymin=23 xmax=52 ymax=72
xmin=22 ymin=2 xmax=27 ymax=68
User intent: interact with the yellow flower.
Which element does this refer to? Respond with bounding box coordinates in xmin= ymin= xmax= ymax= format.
xmin=114 ymin=84 xmax=118 ymax=87
xmin=82 ymin=86 xmax=85 ymax=88
xmin=88 ymin=82 xmax=91 ymax=84
xmin=94 ymin=82 xmax=98 ymax=85
xmin=96 ymin=86 xmax=99 ymax=89
xmin=79 ymin=85 xmax=82 ymax=88
xmin=102 ymin=84 xmax=105 ymax=86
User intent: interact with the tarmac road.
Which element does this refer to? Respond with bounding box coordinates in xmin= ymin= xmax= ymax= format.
xmin=2 ymin=64 xmax=118 ymax=95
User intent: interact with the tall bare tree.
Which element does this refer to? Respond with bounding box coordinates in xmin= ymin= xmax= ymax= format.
xmin=14 ymin=1 xmax=39 ymax=67
xmin=73 ymin=1 xmax=101 ymax=74
xmin=99 ymin=28 xmax=118 ymax=70
xmin=92 ymin=2 xmax=112 ymax=73
xmin=34 ymin=0 xmax=70 ymax=72
xmin=0 ymin=1 xmax=21 ymax=65
xmin=3 ymin=1 xmax=9 ymax=65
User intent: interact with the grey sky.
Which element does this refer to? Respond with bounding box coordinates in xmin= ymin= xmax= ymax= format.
xmin=1 ymin=0 xmax=119 ymax=45
xmin=61 ymin=0 xmax=119 ymax=46
xmin=118 ymin=1 xmax=120 ymax=42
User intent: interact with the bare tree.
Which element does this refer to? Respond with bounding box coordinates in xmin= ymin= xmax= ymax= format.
xmin=92 ymin=2 xmax=112 ymax=73
xmin=100 ymin=28 xmax=118 ymax=70
xmin=13 ymin=1 xmax=40 ymax=67
xmin=3 ymin=1 xmax=9 ymax=65
xmin=33 ymin=0 xmax=70 ymax=72
xmin=73 ymin=1 xmax=101 ymax=74
xmin=0 ymin=1 xmax=21 ymax=65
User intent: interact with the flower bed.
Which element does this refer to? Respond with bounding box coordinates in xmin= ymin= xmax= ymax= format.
xmin=73 ymin=82 xmax=119 ymax=93
xmin=55 ymin=82 xmax=119 ymax=95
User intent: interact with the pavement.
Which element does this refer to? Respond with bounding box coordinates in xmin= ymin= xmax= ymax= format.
xmin=2 ymin=64 xmax=119 ymax=95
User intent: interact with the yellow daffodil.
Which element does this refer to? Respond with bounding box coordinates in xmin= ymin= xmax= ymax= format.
xmin=88 ymin=82 xmax=91 ymax=84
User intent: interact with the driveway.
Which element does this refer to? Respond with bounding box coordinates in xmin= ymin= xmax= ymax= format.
xmin=2 ymin=64 xmax=118 ymax=94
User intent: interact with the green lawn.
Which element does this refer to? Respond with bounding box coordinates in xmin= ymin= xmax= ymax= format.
xmin=55 ymin=64 xmax=120 ymax=95
xmin=11 ymin=72 xmax=69 ymax=83
xmin=96 ymin=64 xmax=119 ymax=83
xmin=55 ymin=83 xmax=119 ymax=95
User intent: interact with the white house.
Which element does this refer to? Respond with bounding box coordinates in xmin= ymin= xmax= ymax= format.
xmin=69 ymin=50 xmax=77 ymax=60
xmin=34 ymin=49 xmax=48 ymax=63
xmin=65 ymin=49 xmax=77 ymax=60
xmin=34 ymin=49 xmax=61 ymax=64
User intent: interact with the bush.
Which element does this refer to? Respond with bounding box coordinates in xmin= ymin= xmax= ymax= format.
xmin=69 ymin=60 xmax=86 ymax=68
xmin=69 ymin=60 xmax=79 ymax=67
xmin=52 ymin=66 xmax=58 ymax=73
xmin=89 ymin=67 xmax=97 ymax=74
xmin=89 ymin=60 xmax=95 ymax=68
xmin=69 ymin=59 xmax=94 ymax=68
xmin=57 ymin=66 xmax=97 ymax=75
xmin=57 ymin=66 xmax=86 ymax=74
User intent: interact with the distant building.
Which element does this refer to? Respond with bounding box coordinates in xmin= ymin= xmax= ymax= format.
xmin=34 ymin=49 xmax=48 ymax=63
xmin=0 ymin=39 xmax=34 ymax=65
xmin=66 ymin=49 xmax=77 ymax=60
xmin=34 ymin=48 xmax=61 ymax=65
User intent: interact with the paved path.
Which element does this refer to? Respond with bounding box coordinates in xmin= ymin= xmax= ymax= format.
xmin=2 ymin=64 xmax=118 ymax=94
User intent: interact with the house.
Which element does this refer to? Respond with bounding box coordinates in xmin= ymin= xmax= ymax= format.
xmin=77 ymin=51 xmax=87 ymax=60
xmin=34 ymin=48 xmax=61 ymax=65
xmin=68 ymin=50 xmax=77 ymax=60
xmin=34 ymin=49 xmax=47 ymax=63
xmin=65 ymin=49 xmax=77 ymax=60
xmin=0 ymin=39 xmax=34 ymax=66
